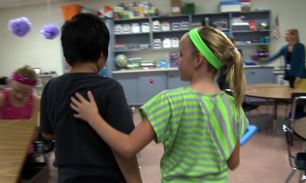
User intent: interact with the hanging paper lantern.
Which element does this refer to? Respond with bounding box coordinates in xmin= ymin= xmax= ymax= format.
xmin=40 ymin=24 xmax=60 ymax=40
xmin=8 ymin=17 xmax=31 ymax=37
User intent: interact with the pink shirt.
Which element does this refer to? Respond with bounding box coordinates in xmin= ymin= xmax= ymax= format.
xmin=0 ymin=89 xmax=34 ymax=119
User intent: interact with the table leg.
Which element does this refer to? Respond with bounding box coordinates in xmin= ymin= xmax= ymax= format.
xmin=274 ymin=100 xmax=278 ymax=119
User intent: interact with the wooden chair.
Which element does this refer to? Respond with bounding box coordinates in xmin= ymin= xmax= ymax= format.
xmin=225 ymin=89 xmax=259 ymax=113
xmin=290 ymin=93 xmax=306 ymax=120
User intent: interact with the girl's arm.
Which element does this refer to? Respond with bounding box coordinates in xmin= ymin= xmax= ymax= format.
xmin=226 ymin=140 xmax=240 ymax=170
xmin=70 ymin=91 xmax=155 ymax=158
xmin=262 ymin=46 xmax=284 ymax=63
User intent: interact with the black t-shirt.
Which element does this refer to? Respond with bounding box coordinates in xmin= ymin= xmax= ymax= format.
xmin=286 ymin=51 xmax=292 ymax=67
xmin=40 ymin=73 xmax=134 ymax=181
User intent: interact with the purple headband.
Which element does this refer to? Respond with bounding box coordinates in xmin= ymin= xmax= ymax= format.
xmin=11 ymin=73 xmax=37 ymax=86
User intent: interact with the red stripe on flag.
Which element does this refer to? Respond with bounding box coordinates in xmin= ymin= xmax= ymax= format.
xmin=273 ymin=16 xmax=280 ymax=39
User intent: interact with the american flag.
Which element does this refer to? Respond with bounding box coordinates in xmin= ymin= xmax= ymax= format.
xmin=272 ymin=15 xmax=280 ymax=39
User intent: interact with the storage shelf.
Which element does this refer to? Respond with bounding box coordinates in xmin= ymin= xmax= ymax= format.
xmin=113 ymin=17 xmax=149 ymax=22
xmin=112 ymin=67 xmax=179 ymax=74
xmin=231 ymin=10 xmax=271 ymax=15
xmin=192 ymin=12 xmax=230 ymax=17
xmin=110 ymin=12 xmax=271 ymax=72
xmin=232 ymin=30 xmax=270 ymax=33
xmin=236 ymin=43 xmax=270 ymax=46
xmin=151 ymin=47 xmax=179 ymax=51
xmin=114 ymin=32 xmax=150 ymax=36
xmin=152 ymin=29 xmax=189 ymax=33
xmin=109 ymin=11 xmax=271 ymax=105
xmin=114 ymin=47 xmax=179 ymax=53
xmin=112 ymin=65 xmax=274 ymax=74
xmin=114 ymin=48 xmax=151 ymax=53
xmin=151 ymin=15 xmax=189 ymax=19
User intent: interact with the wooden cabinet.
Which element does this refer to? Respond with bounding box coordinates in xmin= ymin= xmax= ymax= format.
xmin=244 ymin=66 xmax=276 ymax=103
xmin=138 ymin=72 xmax=166 ymax=104
xmin=113 ymin=73 xmax=138 ymax=105
xmin=244 ymin=66 xmax=276 ymax=84
xmin=113 ymin=69 xmax=185 ymax=105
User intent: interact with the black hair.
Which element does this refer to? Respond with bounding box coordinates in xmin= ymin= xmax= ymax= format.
xmin=61 ymin=13 xmax=110 ymax=66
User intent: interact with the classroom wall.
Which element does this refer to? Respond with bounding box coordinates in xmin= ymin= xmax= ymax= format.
xmin=0 ymin=0 xmax=305 ymax=76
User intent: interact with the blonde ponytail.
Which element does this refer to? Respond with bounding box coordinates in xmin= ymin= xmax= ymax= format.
xmin=227 ymin=49 xmax=245 ymax=109
xmin=197 ymin=27 xmax=246 ymax=110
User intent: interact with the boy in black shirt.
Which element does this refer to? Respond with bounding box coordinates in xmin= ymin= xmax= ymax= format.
xmin=40 ymin=13 xmax=142 ymax=183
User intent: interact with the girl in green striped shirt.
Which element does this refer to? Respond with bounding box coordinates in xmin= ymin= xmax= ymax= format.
xmin=71 ymin=26 xmax=249 ymax=183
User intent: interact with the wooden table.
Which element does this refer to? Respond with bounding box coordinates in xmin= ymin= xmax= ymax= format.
xmin=0 ymin=119 xmax=37 ymax=183
xmin=291 ymin=117 xmax=306 ymax=140
xmin=246 ymin=83 xmax=296 ymax=100
xmin=245 ymin=83 xmax=306 ymax=118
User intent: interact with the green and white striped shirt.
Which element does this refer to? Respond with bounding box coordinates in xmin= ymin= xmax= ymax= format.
xmin=140 ymin=87 xmax=248 ymax=183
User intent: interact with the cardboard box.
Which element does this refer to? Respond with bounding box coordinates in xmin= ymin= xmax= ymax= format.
xmin=171 ymin=0 xmax=182 ymax=15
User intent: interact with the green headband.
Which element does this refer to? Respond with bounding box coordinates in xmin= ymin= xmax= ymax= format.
xmin=188 ymin=28 xmax=223 ymax=70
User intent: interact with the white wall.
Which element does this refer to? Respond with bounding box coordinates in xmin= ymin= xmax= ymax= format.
xmin=0 ymin=0 xmax=305 ymax=76
xmin=0 ymin=3 xmax=63 ymax=76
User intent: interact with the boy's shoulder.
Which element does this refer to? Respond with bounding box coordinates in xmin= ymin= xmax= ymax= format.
xmin=52 ymin=73 xmax=118 ymax=85
xmin=45 ymin=74 xmax=121 ymax=94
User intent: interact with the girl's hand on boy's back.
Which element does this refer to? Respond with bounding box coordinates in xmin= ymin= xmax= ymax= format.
xmin=70 ymin=91 xmax=99 ymax=123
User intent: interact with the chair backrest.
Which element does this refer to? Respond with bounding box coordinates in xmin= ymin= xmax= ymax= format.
xmin=224 ymin=88 xmax=233 ymax=96
xmin=290 ymin=92 xmax=306 ymax=121
xmin=224 ymin=88 xmax=258 ymax=112
xmin=282 ymin=122 xmax=295 ymax=168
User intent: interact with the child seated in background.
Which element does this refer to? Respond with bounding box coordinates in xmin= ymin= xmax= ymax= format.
xmin=0 ymin=65 xmax=40 ymax=120
xmin=0 ymin=65 xmax=40 ymax=153
xmin=0 ymin=65 xmax=42 ymax=181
